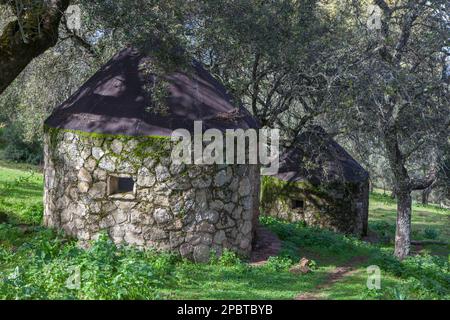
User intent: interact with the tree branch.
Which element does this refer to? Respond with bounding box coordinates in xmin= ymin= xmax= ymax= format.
xmin=0 ymin=0 xmax=71 ymax=95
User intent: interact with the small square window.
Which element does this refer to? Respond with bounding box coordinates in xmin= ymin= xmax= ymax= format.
xmin=292 ymin=199 xmax=304 ymax=210
xmin=108 ymin=176 xmax=135 ymax=200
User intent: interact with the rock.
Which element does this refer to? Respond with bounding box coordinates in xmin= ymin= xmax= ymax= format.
xmin=77 ymin=168 xmax=92 ymax=183
xmin=137 ymin=167 xmax=156 ymax=187
xmin=214 ymin=170 xmax=229 ymax=187
xmin=143 ymin=227 xmax=168 ymax=241
xmin=154 ymin=208 xmax=171 ymax=224
xmin=112 ymin=210 xmax=128 ymax=224
xmin=193 ymin=244 xmax=211 ymax=263
xmin=195 ymin=210 xmax=219 ymax=224
xmin=93 ymin=169 xmax=107 ymax=181
xmin=84 ymin=157 xmax=97 ymax=172
xmin=213 ymin=230 xmax=226 ymax=244
xmin=179 ymin=243 xmax=193 ymax=257
xmin=289 ymin=258 xmax=313 ymax=274
xmin=169 ymin=232 xmax=185 ymax=247
xmin=89 ymin=182 xmax=107 ymax=199
xmin=241 ymin=196 xmax=253 ymax=210
xmin=238 ymin=177 xmax=251 ymax=196
xmin=78 ymin=181 xmax=90 ymax=193
xmin=192 ymin=176 xmax=212 ymax=188
xmin=210 ymin=200 xmax=224 ymax=211
xmin=240 ymin=221 xmax=253 ymax=235
xmin=170 ymin=163 xmax=185 ymax=175
xmin=110 ymin=139 xmax=123 ymax=154
xmin=155 ymin=165 xmax=171 ymax=182
xmin=92 ymin=147 xmax=105 ymax=160
xmin=117 ymin=161 xmax=135 ymax=174
xmin=99 ymin=156 xmax=115 ymax=171
xmin=197 ymin=221 xmax=215 ymax=233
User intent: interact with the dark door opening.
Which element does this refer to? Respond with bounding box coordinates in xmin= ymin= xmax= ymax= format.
xmin=109 ymin=176 xmax=135 ymax=195
xmin=292 ymin=199 xmax=304 ymax=210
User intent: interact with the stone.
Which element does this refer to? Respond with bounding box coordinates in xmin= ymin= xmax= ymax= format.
xmin=179 ymin=243 xmax=193 ymax=257
xmin=99 ymin=156 xmax=116 ymax=171
xmin=112 ymin=210 xmax=128 ymax=224
xmin=192 ymin=176 xmax=212 ymax=188
xmin=240 ymin=221 xmax=252 ymax=235
xmin=195 ymin=210 xmax=219 ymax=224
xmin=154 ymin=195 xmax=170 ymax=207
xmin=241 ymin=196 xmax=253 ymax=210
xmin=197 ymin=221 xmax=216 ymax=233
xmin=85 ymin=157 xmax=97 ymax=172
xmin=232 ymin=207 xmax=243 ymax=220
xmin=78 ymin=181 xmax=90 ymax=193
xmin=117 ymin=161 xmax=135 ymax=174
xmin=155 ymin=165 xmax=171 ymax=182
xmin=143 ymin=227 xmax=168 ymax=241
xmin=169 ymin=232 xmax=185 ymax=248
xmin=195 ymin=190 xmax=209 ymax=210
xmin=193 ymin=244 xmax=211 ymax=263
xmin=210 ymin=200 xmax=224 ymax=211
xmin=289 ymin=258 xmax=312 ymax=274
xmin=93 ymin=169 xmax=107 ymax=181
xmin=239 ymin=238 xmax=250 ymax=250
xmin=238 ymin=177 xmax=251 ymax=196
xmin=214 ymin=170 xmax=229 ymax=187
xmin=154 ymin=208 xmax=171 ymax=224
xmin=99 ymin=215 xmax=115 ymax=229
xmin=78 ymin=168 xmax=92 ymax=183
xmin=242 ymin=209 xmax=253 ymax=221
xmin=170 ymin=163 xmax=186 ymax=175
xmin=137 ymin=167 xmax=156 ymax=187
xmin=110 ymin=139 xmax=123 ymax=154
xmin=143 ymin=158 xmax=156 ymax=169
xmin=89 ymin=182 xmax=107 ymax=199
xmin=224 ymin=203 xmax=235 ymax=214
xmin=64 ymin=132 xmax=75 ymax=142
xmin=213 ymin=230 xmax=226 ymax=244
xmin=92 ymin=147 xmax=104 ymax=160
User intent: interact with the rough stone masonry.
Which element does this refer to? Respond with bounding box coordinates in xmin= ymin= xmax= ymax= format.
xmin=43 ymin=129 xmax=260 ymax=262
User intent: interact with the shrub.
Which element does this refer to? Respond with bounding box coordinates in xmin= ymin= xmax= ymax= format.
xmin=423 ymin=228 xmax=439 ymax=240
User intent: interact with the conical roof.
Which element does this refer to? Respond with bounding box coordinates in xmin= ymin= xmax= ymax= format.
xmin=274 ymin=126 xmax=369 ymax=185
xmin=45 ymin=47 xmax=258 ymax=136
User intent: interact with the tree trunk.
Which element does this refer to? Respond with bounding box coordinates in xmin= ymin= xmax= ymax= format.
xmin=421 ymin=187 xmax=431 ymax=205
xmin=394 ymin=190 xmax=412 ymax=259
xmin=0 ymin=0 xmax=70 ymax=95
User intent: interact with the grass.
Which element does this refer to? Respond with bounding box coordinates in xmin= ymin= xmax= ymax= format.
xmin=0 ymin=161 xmax=448 ymax=300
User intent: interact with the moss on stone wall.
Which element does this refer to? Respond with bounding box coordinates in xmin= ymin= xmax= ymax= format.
xmin=44 ymin=125 xmax=172 ymax=163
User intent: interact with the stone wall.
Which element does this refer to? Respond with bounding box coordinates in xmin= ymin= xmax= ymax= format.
xmin=43 ymin=128 xmax=260 ymax=262
xmin=260 ymin=177 xmax=368 ymax=237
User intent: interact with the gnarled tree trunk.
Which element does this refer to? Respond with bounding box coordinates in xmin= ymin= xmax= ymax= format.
xmin=394 ymin=190 xmax=412 ymax=259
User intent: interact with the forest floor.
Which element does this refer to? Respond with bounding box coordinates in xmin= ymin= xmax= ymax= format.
xmin=0 ymin=162 xmax=448 ymax=300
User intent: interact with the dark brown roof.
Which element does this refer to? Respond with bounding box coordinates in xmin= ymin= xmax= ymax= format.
xmin=45 ymin=47 xmax=259 ymax=136
xmin=274 ymin=126 xmax=369 ymax=184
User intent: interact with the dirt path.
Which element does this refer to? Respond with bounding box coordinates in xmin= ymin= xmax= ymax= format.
xmin=295 ymin=256 xmax=368 ymax=300
xmin=250 ymin=225 xmax=282 ymax=266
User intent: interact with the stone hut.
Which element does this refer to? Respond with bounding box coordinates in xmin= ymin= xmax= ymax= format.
xmin=261 ymin=126 xmax=369 ymax=237
xmin=43 ymin=47 xmax=260 ymax=262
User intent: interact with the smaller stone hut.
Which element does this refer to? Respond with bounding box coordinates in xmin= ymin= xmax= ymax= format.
xmin=261 ymin=127 xmax=369 ymax=237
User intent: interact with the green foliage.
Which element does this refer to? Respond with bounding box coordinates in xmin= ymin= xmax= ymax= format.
xmin=423 ymin=228 xmax=439 ymax=240
xmin=0 ymin=163 xmax=448 ymax=300
xmin=0 ymin=123 xmax=43 ymax=165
